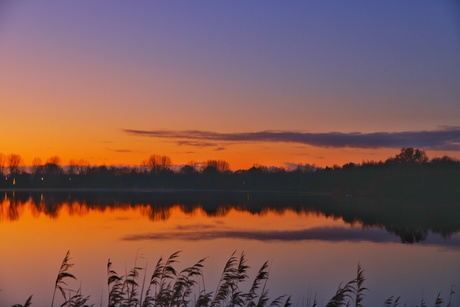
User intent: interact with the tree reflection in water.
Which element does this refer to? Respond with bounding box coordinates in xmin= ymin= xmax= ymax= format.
xmin=1 ymin=190 xmax=459 ymax=244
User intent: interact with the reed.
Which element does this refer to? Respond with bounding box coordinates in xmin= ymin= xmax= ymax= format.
xmin=11 ymin=295 xmax=32 ymax=307
xmin=50 ymin=250 xmax=76 ymax=307
xmin=11 ymin=251 xmax=456 ymax=307
xmin=325 ymin=262 xmax=367 ymax=307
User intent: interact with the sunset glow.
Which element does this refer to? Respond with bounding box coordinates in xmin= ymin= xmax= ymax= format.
xmin=1 ymin=3 xmax=459 ymax=305
xmin=0 ymin=1 xmax=459 ymax=169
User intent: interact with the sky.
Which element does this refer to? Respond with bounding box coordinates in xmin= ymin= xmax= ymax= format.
xmin=1 ymin=0 xmax=459 ymax=169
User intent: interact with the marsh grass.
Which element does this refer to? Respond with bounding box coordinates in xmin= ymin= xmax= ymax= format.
xmin=11 ymin=251 xmax=456 ymax=307
xmin=11 ymin=295 xmax=32 ymax=307
xmin=323 ymin=263 xmax=368 ymax=307
xmin=51 ymin=250 xmax=77 ymax=307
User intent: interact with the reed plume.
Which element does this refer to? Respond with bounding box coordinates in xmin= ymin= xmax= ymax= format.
xmin=383 ymin=295 xmax=400 ymax=307
xmin=51 ymin=250 xmax=76 ymax=307
xmin=11 ymin=295 xmax=33 ymax=307
xmin=12 ymin=253 xmax=457 ymax=307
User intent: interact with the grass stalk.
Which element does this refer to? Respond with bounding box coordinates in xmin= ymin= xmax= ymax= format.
xmin=51 ymin=250 xmax=76 ymax=307
xmin=12 ymin=252 xmax=457 ymax=307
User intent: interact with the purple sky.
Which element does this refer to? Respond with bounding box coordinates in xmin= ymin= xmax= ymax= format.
xmin=1 ymin=0 xmax=459 ymax=167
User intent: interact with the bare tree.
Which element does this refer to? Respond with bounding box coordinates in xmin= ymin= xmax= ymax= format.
xmin=77 ymin=159 xmax=90 ymax=175
xmin=180 ymin=160 xmax=199 ymax=174
xmin=202 ymin=159 xmax=230 ymax=173
xmin=7 ymin=153 xmax=22 ymax=175
xmin=142 ymin=154 xmax=172 ymax=173
xmin=47 ymin=155 xmax=61 ymax=165
xmin=44 ymin=155 xmax=63 ymax=175
xmin=67 ymin=159 xmax=78 ymax=175
xmin=0 ymin=153 xmax=5 ymax=175
xmin=30 ymin=157 xmax=43 ymax=175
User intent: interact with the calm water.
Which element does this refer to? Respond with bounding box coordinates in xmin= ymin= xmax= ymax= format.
xmin=1 ymin=190 xmax=459 ymax=306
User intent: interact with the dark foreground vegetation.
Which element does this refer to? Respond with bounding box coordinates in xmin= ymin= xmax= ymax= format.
xmin=12 ymin=251 xmax=456 ymax=307
xmin=1 ymin=148 xmax=459 ymax=197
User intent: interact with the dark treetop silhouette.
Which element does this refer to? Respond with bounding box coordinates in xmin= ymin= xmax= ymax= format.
xmin=0 ymin=148 xmax=459 ymax=198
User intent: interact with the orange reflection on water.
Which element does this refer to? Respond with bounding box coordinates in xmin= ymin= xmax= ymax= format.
xmin=0 ymin=198 xmax=351 ymax=306
xmin=1 ymin=198 xmax=460 ymax=307
xmin=0 ymin=198 xmax=350 ymax=237
xmin=0 ymin=197 xmax=354 ymax=262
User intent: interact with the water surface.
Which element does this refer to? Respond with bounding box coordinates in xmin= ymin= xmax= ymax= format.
xmin=1 ymin=190 xmax=459 ymax=306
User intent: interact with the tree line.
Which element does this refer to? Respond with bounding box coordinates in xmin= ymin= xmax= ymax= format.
xmin=0 ymin=148 xmax=459 ymax=196
xmin=0 ymin=153 xmax=231 ymax=176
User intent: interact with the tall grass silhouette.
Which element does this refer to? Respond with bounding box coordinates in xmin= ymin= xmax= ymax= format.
xmin=11 ymin=295 xmax=32 ymax=307
xmin=50 ymin=250 xmax=77 ymax=307
xmin=324 ymin=263 xmax=367 ymax=307
xmin=105 ymin=250 xmax=289 ymax=307
xmin=11 ymin=251 xmax=456 ymax=307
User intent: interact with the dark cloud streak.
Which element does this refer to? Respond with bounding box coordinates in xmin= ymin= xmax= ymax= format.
xmin=123 ymin=226 xmax=397 ymax=243
xmin=177 ymin=140 xmax=217 ymax=147
xmin=122 ymin=226 xmax=460 ymax=247
xmin=123 ymin=127 xmax=460 ymax=150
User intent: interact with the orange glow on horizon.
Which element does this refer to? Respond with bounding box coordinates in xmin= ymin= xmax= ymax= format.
xmin=2 ymin=138 xmax=459 ymax=171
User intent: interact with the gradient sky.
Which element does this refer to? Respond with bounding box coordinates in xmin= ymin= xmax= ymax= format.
xmin=1 ymin=0 xmax=459 ymax=169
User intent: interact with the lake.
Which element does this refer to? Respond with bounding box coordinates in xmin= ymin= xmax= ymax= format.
xmin=1 ymin=190 xmax=459 ymax=306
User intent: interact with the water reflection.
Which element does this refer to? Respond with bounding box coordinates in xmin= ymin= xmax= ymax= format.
xmin=1 ymin=190 xmax=460 ymax=307
xmin=1 ymin=190 xmax=459 ymax=244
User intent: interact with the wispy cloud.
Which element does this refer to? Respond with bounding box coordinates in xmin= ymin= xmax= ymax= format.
xmin=106 ymin=148 xmax=139 ymax=153
xmin=123 ymin=127 xmax=460 ymax=150
xmin=122 ymin=225 xmax=460 ymax=247
xmin=106 ymin=148 xmax=132 ymax=153
xmin=177 ymin=140 xmax=217 ymax=147
xmin=123 ymin=226 xmax=397 ymax=243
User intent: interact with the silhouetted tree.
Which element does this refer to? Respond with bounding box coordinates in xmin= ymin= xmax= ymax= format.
xmin=7 ymin=153 xmax=22 ymax=175
xmin=247 ymin=164 xmax=264 ymax=174
xmin=142 ymin=154 xmax=172 ymax=173
xmin=180 ymin=161 xmax=198 ymax=174
xmin=43 ymin=156 xmax=63 ymax=175
xmin=0 ymin=148 xmax=457 ymax=194
xmin=386 ymin=147 xmax=428 ymax=165
xmin=361 ymin=160 xmax=383 ymax=169
xmin=30 ymin=157 xmax=42 ymax=175
xmin=47 ymin=155 xmax=61 ymax=165
xmin=430 ymin=156 xmax=459 ymax=167
xmin=283 ymin=163 xmax=314 ymax=173
xmin=342 ymin=162 xmax=358 ymax=170
xmin=67 ymin=159 xmax=79 ymax=175
xmin=202 ymin=159 xmax=230 ymax=173
xmin=66 ymin=159 xmax=90 ymax=175
xmin=76 ymin=159 xmax=90 ymax=175
xmin=0 ymin=153 xmax=5 ymax=175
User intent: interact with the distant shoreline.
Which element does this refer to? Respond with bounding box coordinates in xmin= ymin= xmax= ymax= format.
xmin=0 ymin=187 xmax=328 ymax=195
xmin=1 ymin=148 xmax=459 ymax=197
